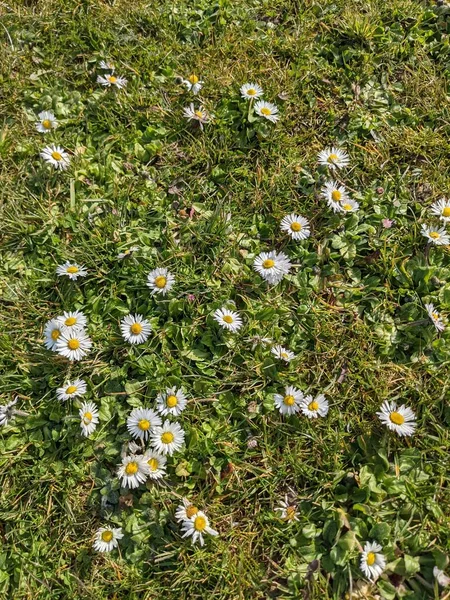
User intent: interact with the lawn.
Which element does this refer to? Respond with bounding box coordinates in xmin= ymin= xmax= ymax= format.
xmin=1 ymin=0 xmax=450 ymax=598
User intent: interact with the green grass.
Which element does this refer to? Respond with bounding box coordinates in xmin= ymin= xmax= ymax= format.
xmin=1 ymin=0 xmax=450 ymax=598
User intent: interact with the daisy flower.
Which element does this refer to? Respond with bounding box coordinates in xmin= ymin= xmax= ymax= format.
xmin=182 ymin=74 xmax=204 ymax=94
xmin=318 ymin=147 xmax=350 ymax=170
xmin=254 ymin=100 xmax=279 ymax=123
xmin=56 ymin=261 xmax=87 ymax=280
xmin=182 ymin=103 xmax=211 ymax=128
xmin=150 ymin=421 xmax=185 ymax=456
xmin=55 ymin=327 xmax=92 ymax=361
xmin=280 ymin=214 xmax=310 ymax=240
xmin=300 ymin=394 xmax=329 ymax=418
xmin=57 ymin=310 xmax=87 ymax=330
xmin=360 ymin=541 xmax=386 ymax=581
xmin=421 ymin=224 xmax=450 ymax=246
xmin=253 ymin=250 xmax=292 ymax=285
xmin=142 ymin=450 xmax=167 ymax=480
xmin=271 ymin=345 xmax=295 ymax=362
xmin=425 ymin=303 xmax=445 ymax=332
xmin=213 ymin=308 xmax=243 ymax=332
xmin=377 ymin=400 xmax=417 ymax=437
xmin=181 ymin=511 xmax=218 ymax=546
xmin=434 ymin=567 xmax=450 ymax=587
xmin=156 ymin=387 xmax=188 ymax=417
xmin=120 ymin=314 xmax=152 ymax=345
xmin=56 ymin=379 xmax=87 ymax=401
xmin=99 ymin=60 xmax=114 ymax=70
xmin=275 ymin=495 xmax=299 ymax=522
xmin=338 ymin=198 xmax=359 ymax=213
xmin=175 ymin=498 xmax=200 ymax=522
xmin=117 ymin=246 xmax=139 ymax=260
xmin=79 ymin=401 xmax=99 ymax=437
xmin=127 ymin=407 xmax=162 ymax=440
xmin=97 ymin=73 xmax=127 ymax=88
xmin=321 ymin=180 xmax=350 ymax=211
xmin=93 ymin=526 xmax=123 ymax=552
xmin=0 ymin=397 xmax=19 ymax=427
xmin=41 ymin=145 xmax=70 ymax=170
xmin=430 ymin=198 xmax=450 ymax=222
xmin=117 ymin=454 xmax=150 ymax=489
xmin=273 ymin=385 xmax=303 ymax=416
xmin=44 ymin=318 xmax=66 ymax=351
xmin=35 ymin=110 xmax=57 ymax=133
xmin=147 ymin=267 xmax=175 ymax=296
xmin=240 ymin=83 xmax=263 ymax=100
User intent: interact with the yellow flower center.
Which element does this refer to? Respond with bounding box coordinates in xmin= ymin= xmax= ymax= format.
xmin=430 ymin=231 xmax=440 ymax=239
xmin=432 ymin=312 xmax=439 ymax=320
xmin=154 ymin=275 xmax=167 ymax=288
xmin=284 ymin=395 xmax=295 ymax=406
xmin=51 ymin=329 xmax=61 ymax=341
xmin=67 ymin=266 xmax=79 ymax=274
xmin=101 ymin=531 xmax=113 ymax=542
xmin=194 ymin=110 xmax=204 ymax=119
xmin=328 ymin=153 xmax=339 ymax=163
xmin=84 ymin=412 xmax=92 ymax=422
xmin=308 ymin=400 xmax=319 ymax=411
xmin=125 ymin=462 xmax=138 ymax=475
xmin=443 ymin=207 xmax=450 ymax=217
xmin=389 ymin=411 xmax=405 ymax=425
xmin=342 ymin=203 xmax=352 ymax=211
xmin=42 ymin=119 xmax=52 ymax=129
xmin=51 ymin=151 xmax=62 ymax=161
xmin=108 ymin=75 xmax=117 ymax=83
xmin=166 ymin=395 xmax=178 ymax=408
xmin=281 ymin=352 xmax=288 ymax=359
xmin=68 ymin=339 xmax=80 ymax=350
xmin=262 ymin=259 xmax=275 ymax=269
xmin=290 ymin=222 xmax=302 ymax=232
xmin=188 ymin=74 xmax=199 ymax=84
xmin=65 ymin=317 xmax=77 ymax=326
xmin=161 ymin=431 xmax=174 ymax=444
xmin=138 ymin=419 xmax=150 ymax=431
xmin=66 ymin=385 xmax=77 ymax=394
xmin=193 ymin=515 xmax=207 ymax=531
xmin=366 ymin=552 xmax=376 ymax=566
xmin=148 ymin=458 xmax=159 ymax=471
xmin=331 ymin=190 xmax=342 ymax=201
xmin=260 ymin=107 xmax=272 ymax=115
xmin=286 ymin=506 xmax=296 ymax=521
xmin=186 ymin=505 xmax=198 ymax=518
xmin=130 ymin=323 xmax=142 ymax=334
xmin=247 ymin=88 xmax=256 ymax=95
xmin=223 ymin=315 xmax=233 ymax=324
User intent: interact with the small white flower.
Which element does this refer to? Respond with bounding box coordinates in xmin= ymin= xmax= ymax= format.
xmin=44 ymin=318 xmax=66 ymax=351
xmin=434 ymin=567 xmax=450 ymax=587
xmin=117 ymin=454 xmax=150 ymax=489
xmin=430 ymin=198 xmax=450 ymax=222
xmin=56 ymin=379 xmax=87 ymax=401
xmin=273 ymin=385 xmax=303 ymax=416
xmin=425 ymin=303 xmax=445 ymax=332
xmin=36 ymin=110 xmax=57 ymax=133
xmin=79 ymin=401 xmax=99 ymax=437
xmin=93 ymin=527 xmax=123 ymax=552
xmin=300 ymin=394 xmax=329 ymax=418
xmin=142 ymin=450 xmax=167 ymax=480
xmin=156 ymin=388 xmax=188 ymax=417
xmin=182 ymin=74 xmax=204 ymax=94
xmin=126 ymin=407 xmax=162 ymax=440
xmin=99 ymin=60 xmax=114 ymax=70
xmin=55 ymin=327 xmax=92 ymax=361
xmin=41 ymin=145 xmax=70 ymax=170
xmin=150 ymin=421 xmax=185 ymax=456
xmin=56 ymin=310 xmax=87 ymax=330
xmin=318 ymin=147 xmax=350 ymax=170
xmin=213 ymin=308 xmax=243 ymax=332
xmin=117 ymin=246 xmax=139 ymax=260
xmin=181 ymin=511 xmax=218 ymax=546
xmin=321 ymin=180 xmax=350 ymax=212
xmin=0 ymin=397 xmax=19 ymax=427
xmin=280 ymin=214 xmax=310 ymax=240
xmin=182 ymin=103 xmax=211 ymax=128
xmin=254 ymin=100 xmax=279 ymax=123
xmin=175 ymin=498 xmax=200 ymax=522
xmin=253 ymin=250 xmax=292 ymax=285
xmin=377 ymin=400 xmax=417 ymax=437
xmin=56 ymin=261 xmax=87 ymax=280
xmin=240 ymin=83 xmax=263 ymax=100
xmin=338 ymin=198 xmax=359 ymax=213
xmin=421 ymin=224 xmax=450 ymax=245
xmin=275 ymin=494 xmax=299 ymax=522
xmin=97 ymin=73 xmax=127 ymax=88
xmin=120 ymin=314 xmax=152 ymax=345
xmin=271 ymin=345 xmax=295 ymax=362
xmin=147 ymin=268 xmax=175 ymax=296
xmin=360 ymin=541 xmax=386 ymax=581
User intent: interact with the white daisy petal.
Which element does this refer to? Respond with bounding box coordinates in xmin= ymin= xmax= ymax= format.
xmin=425 ymin=303 xmax=445 ymax=332
xmin=56 ymin=310 xmax=87 ymax=330
xmin=79 ymin=401 xmax=99 ymax=437
xmin=56 ymin=261 xmax=87 ymax=280
xmin=41 ymin=145 xmax=70 ymax=170
xmin=275 ymin=494 xmax=299 ymax=521
xmin=274 ymin=385 xmax=303 ymax=416
xmin=120 ymin=314 xmax=152 ymax=345
xmin=280 ymin=214 xmax=310 ymax=240
xmin=127 ymin=407 xmax=162 ymax=440
xmin=150 ymin=421 xmax=185 ymax=456
xmin=182 ymin=74 xmax=204 ymax=94
xmin=318 ymin=147 xmax=350 ymax=170
xmin=253 ymin=250 xmax=292 ymax=285
xmin=156 ymin=388 xmax=188 ymax=417
xmin=93 ymin=526 xmax=123 ymax=552
xmin=429 ymin=198 xmax=450 ymax=222
xmin=182 ymin=103 xmax=211 ymax=128
xmin=117 ymin=454 xmax=150 ymax=489
xmin=421 ymin=224 xmax=450 ymax=245
xmin=142 ymin=450 xmax=167 ymax=480
xmin=300 ymin=393 xmax=329 ymax=418
xmin=44 ymin=318 xmax=67 ymax=351
xmin=240 ymin=83 xmax=263 ymax=100
xmin=434 ymin=567 xmax=450 ymax=587
xmin=175 ymin=498 xmax=200 ymax=522
xmin=146 ymin=268 xmax=175 ymax=296
xmin=271 ymin=345 xmax=296 ymax=362
xmin=36 ymin=110 xmax=57 ymax=133
xmin=360 ymin=541 xmax=386 ymax=581
xmin=213 ymin=308 xmax=243 ymax=332
xmin=320 ymin=180 xmax=350 ymax=212
xmin=57 ymin=378 xmax=87 ymax=401
xmin=55 ymin=327 xmax=92 ymax=361
xmin=377 ymin=400 xmax=416 ymax=437
xmin=254 ymin=100 xmax=279 ymax=123
xmin=180 ymin=511 xmax=218 ymax=546
xmin=97 ymin=73 xmax=127 ymax=88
